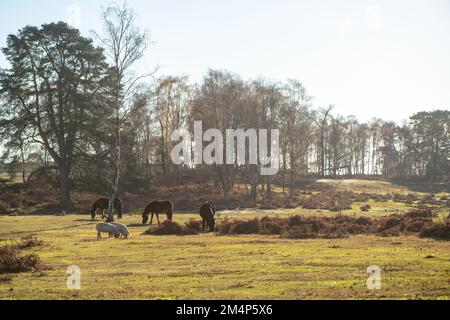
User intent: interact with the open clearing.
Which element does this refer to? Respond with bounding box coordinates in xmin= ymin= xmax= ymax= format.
xmin=0 ymin=179 xmax=449 ymax=300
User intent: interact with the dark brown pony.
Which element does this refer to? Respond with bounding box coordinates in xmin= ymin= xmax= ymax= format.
xmin=91 ymin=198 xmax=122 ymax=220
xmin=142 ymin=200 xmax=173 ymax=224
xmin=199 ymin=201 xmax=216 ymax=232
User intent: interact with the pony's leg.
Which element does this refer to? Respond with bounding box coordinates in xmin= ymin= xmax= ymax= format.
xmin=97 ymin=231 xmax=101 ymax=239
xmin=202 ymin=218 xmax=206 ymax=231
xmin=150 ymin=212 xmax=154 ymax=224
xmin=156 ymin=213 xmax=160 ymax=224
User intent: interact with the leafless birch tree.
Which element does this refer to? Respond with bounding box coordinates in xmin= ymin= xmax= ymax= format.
xmin=94 ymin=2 xmax=151 ymax=221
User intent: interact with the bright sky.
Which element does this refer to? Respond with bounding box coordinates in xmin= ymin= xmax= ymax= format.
xmin=0 ymin=0 xmax=449 ymax=123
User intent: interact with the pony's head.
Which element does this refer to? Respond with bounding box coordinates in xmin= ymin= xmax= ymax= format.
xmin=142 ymin=213 xmax=149 ymax=225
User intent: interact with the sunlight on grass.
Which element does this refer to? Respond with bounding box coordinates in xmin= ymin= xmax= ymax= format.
xmin=0 ymin=213 xmax=449 ymax=300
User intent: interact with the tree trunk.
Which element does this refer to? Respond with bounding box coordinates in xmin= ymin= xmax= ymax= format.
xmin=217 ymin=166 xmax=228 ymax=200
xmin=282 ymin=150 xmax=287 ymax=193
xmin=58 ymin=162 xmax=71 ymax=206
xmin=107 ymin=116 xmax=121 ymax=222
xmin=320 ymin=133 xmax=325 ymax=177
xmin=266 ymin=176 xmax=272 ymax=198
xmin=289 ymin=168 xmax=295 ymax=196
xmin=250 ymin=167 xmax=258 ymax=202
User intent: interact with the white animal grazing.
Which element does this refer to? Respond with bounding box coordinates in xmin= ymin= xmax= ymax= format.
xmin=109 ymin=222 xmax=130 ymax=239
xmin=96 ymin=223 xmax=120 ymax=239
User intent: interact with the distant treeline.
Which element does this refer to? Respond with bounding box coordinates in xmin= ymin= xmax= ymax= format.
xmin=0 ymin=5 xmax=448 ymax=205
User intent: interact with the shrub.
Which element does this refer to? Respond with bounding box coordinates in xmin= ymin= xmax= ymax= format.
xmin=392 ymin=193 xmax=418 ymax=203
xmin=259 ymin=200 xmax=277 ymax=210
xmin=404 ymin=220 xmax=427 ymax=233
xmin=360 ymin=204 xmax=371 ymax=211
xmin=284 ymin=199 xmax=296 ymax=209
xmin=213 ymin=212 xmax=447 ymax=240
xmin=380 ymin=217 xmax=402 ymax=230
xmin=185 ymin=219 xmax=202 ymax=232
xmin=9 ymin=199 xmax=21 ymax=209
xmin=0 ymin=245 xmax=47 ymax=274
xmin=229 ymin=219 xmax=261 ymax=234
xmin=143 ymin=220 xmax=199 ymax=236
xmin=356 ymin=216 xmax=372 ymax=225
xmin=260 ymin=221 xmax=283 ymax=235
xmin=405 ymin=208 xmax=434 ymax=219
xmin=16 ymin=235 xmax=45 ymax=250
xmin=0 ymin=200 xmax=9 ymax=215
xmin=369 ymin=193 xmax=391 ymax=202
xmin=288 ymin=215 xmax=303 ymax=227
xmin=420 ymin=222 xmax=450 ymax=240
xmin=216 ymin=219 xmax=233 ymax=235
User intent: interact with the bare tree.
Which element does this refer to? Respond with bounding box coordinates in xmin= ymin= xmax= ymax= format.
xmin=94 ymin=2 xmax=151 ymax=221
xmin=154 ymin=76 xmax=191 ymax=181
xmin=281 ymin=80 xmax=313 ymax=195
xmin=313 ymin=105 xmax=333 ymax=176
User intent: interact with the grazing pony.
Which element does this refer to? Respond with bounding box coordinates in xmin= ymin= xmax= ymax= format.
xmin=95 ymin=223 xmax=120 ymax=239
xmin=91 ymin=197 xmax=122 ymax=220
xmin=199 ymin=201 xmax=216 ymax=232
xmin=142 ymin=200 xmax=173 ymax=224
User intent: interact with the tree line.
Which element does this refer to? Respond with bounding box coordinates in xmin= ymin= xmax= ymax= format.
xmin=0 ymin=4 xmax=448 ymax=207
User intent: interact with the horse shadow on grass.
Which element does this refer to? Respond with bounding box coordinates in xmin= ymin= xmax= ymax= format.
xmin=74 ymin=218 xmax=96 ymax=222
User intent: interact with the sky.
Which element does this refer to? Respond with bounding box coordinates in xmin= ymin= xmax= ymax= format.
xmin=0 ymin=0 xmax=449 ymax=123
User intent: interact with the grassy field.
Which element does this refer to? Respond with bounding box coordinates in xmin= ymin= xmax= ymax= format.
xmin=0 ymin=180 xmax=449 ymax=300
